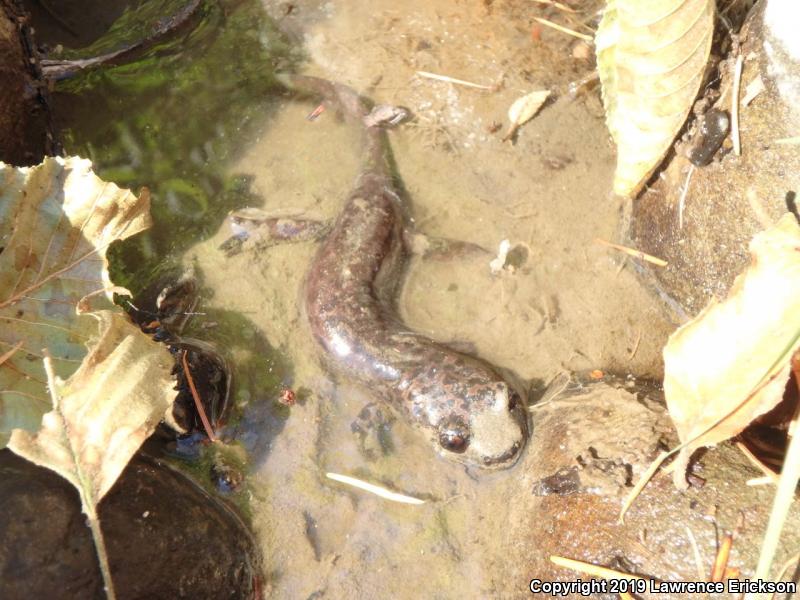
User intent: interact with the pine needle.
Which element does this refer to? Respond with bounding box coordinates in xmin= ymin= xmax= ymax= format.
xmin=533 ymin=17 xmax=593 ymax=42
xmin=531 ymin=0 xmax=579 ymax=13
xmin=595 ymin=238 xmax=668 ymax=267
xmin=326 ymin=472 xmax=426 ymax=505
xmin=181 ymin=350 xmax=217 ymax=442
xmin=550 ymin=555 xmax=646 ymax=582
xmin=415 ymin=70 xmax=494 ymax=91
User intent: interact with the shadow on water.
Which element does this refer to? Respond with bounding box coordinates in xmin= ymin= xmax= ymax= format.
xmin=184 ymin=305 xmax=297 ymax=468
xmin=29 ymin=0 xmax=308 ymax=482
xmin=40 ymin=0 xmax=302 ymax=297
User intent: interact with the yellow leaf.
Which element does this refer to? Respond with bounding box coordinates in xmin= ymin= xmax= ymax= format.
xmin=596 ymin=0 xmax=715 ymax=197
xmin=1 ymin=157 xmax=176 ymax=598
xmin=663 ymin=214 xmax=800 ymax=487
xmin=0 ymin=156 xmax=152 ymax=443
xmin=8 ymin=311 xmax=175 ymax=501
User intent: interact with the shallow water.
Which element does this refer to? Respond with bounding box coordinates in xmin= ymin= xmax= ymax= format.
xmin=50 ymin=0 xmax=680 ymax=596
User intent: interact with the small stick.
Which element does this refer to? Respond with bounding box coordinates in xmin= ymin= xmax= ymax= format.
xmin=746 ymin=475 xmax=776 ymax=487
xmin=306 ymin=103 xmax=326 ymax=121
xmin=736 ymin=441 xmax=778 ymax=481
xmin=594 ymin=238 xmax=668 ymax=267
xmin=531 ymin=0 xmax=579 ymax=13
xmin=325 ymin=472 xmax=425 ymax=504
xmin=181 ymin=350 xmax=218 ymax=442
xmin=711 ymin=531 xmax=734 ymax=582
xmin=533 ymin=17 xmax=593 ymax=42
xmin=731 ymin=54 xmax=743 ymax=156
xmin=415 ymin=70 xmax=494 ymax=91
xmin=774 ymin=136 xmax=800 ymax=145
xmin=549 ymin=555 xmax=647 ymax=582
xmin=628 ymin=330 xmax=642 ymax=360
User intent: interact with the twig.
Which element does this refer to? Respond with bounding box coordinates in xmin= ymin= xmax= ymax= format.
xmin=736 ymin=441 xmax=778 ymax=482
xmin=325 ymin=472 xmax=425 ymax=504
xmin=529 ymin=371 xmax=571 ymax=411
xmin=711 ymin=530 xmax=734 ymax=582
xmin=550 ymin=555 xmax=647 ymax=582
xmin=594 ymin=238 xmax=668 ymax=267
xmin=732 ymin=54 xmax=743 ymax=156
xmin=533 ymin=17 xmax=593 ymax=42
xmin=746 ymin=476 xmax=776 ymax=487
xmin=415 ymin=70 xmax=494 ymax=91
xmin=531 ymin=0 xmax=579 ymax=13
xmin=181 ymin=350 xmax=217 ymax=442
xmin=628 ymin=331 xmax=642 ymax=360
xmin=774 ymin=136 xmax=800 ymax=145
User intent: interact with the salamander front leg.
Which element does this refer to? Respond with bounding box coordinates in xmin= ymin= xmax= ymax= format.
xmin=220 ymin=207 xmax=331 ymax=256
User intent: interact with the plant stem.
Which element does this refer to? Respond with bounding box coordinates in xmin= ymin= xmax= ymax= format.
xmin=83 ymin=498 xmax=117 ymax=600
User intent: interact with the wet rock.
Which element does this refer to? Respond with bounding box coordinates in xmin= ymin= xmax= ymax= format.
xmin=506 ymin=378 xmax=800 ymax=591
xmin=0 ymin=1 xmax=55 ymax=165
xmin=0 ymin=450 xmax=261 ymax=600
xmin=628 ymin=0 xmax=800 ymax=317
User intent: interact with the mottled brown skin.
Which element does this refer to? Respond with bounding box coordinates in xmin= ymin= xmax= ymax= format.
xmin=282 ymin=74 xmax=529 ymax=468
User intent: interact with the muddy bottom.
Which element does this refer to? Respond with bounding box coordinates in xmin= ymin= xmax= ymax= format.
xmin=179 ymin=0 xmax=678 ymax=596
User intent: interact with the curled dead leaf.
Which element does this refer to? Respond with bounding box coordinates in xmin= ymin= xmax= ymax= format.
xmin=1 ymin=156 xmax=177 ymax=598
xmin=595 ymin=0 xmax=715 ymax=197
xmin=0 ymin=156 xmax=153 ymax=443
xmin=503 ymin=90 xmax=551 ymax=141
xmin=663 ymin=214 xmax=800 ymax=488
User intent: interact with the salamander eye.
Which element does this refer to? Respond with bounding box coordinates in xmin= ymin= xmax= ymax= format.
xmin=508 ymin=390 xmax=520 ymax=411
xmin=438 ymin=418 xmax=470 ymax=454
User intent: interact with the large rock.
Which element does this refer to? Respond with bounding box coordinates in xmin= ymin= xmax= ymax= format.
xmin=0 ymin=450 xmax=261 ymax=599
xmin=504 ymin=377 xmax=800 ymax=595
xmin=0 ymin=0 xmax=53 ymax=165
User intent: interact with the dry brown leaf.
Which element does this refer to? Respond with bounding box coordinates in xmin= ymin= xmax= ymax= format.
xmin=1 ymin=156 xmax=176 ymax=598
xmin=8 ymin=311 xmax=175 ymax=503
xmin=663 ymin=214 xmax=800 ymax=488
xmin=503 ymin=90 xmax=551 ymax=141
xmin=596 ymin=0 xmax=715 ymax=197
xmin=0 ymin=156 xmax=152 ymax=444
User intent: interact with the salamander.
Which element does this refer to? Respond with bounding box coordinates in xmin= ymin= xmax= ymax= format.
xmin=265 ymin=74 xmax=529 ymax=469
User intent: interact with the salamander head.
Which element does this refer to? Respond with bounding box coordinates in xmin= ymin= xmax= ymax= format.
xmin=434 ymin=381 xmax=528 ymax=470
